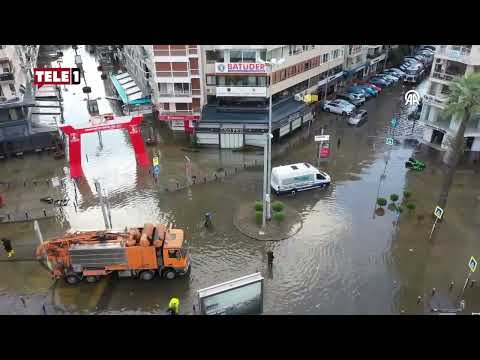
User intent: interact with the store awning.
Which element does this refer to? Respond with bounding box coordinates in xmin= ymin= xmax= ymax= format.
xmin=109 ymin=72 xmax=151 ymax=106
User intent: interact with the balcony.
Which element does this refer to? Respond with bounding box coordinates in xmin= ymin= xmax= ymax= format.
xmin=156 ymin=71 xmax=189 ymax=78
xmin=0 ymin=72 xmax=14 ymax=82
xmin=437 ymin=46 xmax=472 ymax=63
xmin=431 ymin=72 xmax=456 ymax=82
xmin=188 ymin=47 xmax=198 ymax=56
xmin=159 ymin=91 xmax=192 ymax=97
xmin=367 ymin=51 xmax=385 ymax=60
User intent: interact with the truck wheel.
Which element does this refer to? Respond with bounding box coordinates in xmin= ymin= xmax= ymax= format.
xmin=85 ymin=275 xmax=100 ymax=283
xmin=163 ymin=269 xmax=176 ymax=280
xmin=140 ymin=270 xmax=155 ymax=281
xmin=65 ymin=274 xmax=81 ymax=285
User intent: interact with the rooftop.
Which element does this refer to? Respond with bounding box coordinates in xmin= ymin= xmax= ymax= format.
xmin=200 ymin=97 xmax=308 ymax=128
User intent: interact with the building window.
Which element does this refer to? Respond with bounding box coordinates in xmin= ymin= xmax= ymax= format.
xmin=257 ymin=77 xmax=267 ymax=87
xmin=206 ymin=51 xmax=216 ymax=63
xmin=230 ymin=50 xmax=242 ymax=63
xmin=158 ymin=83 xmax=172 ymax=94
xmin=217 ymin=76 xmax=225 ymax=86
xmin=9 ymin=108 xmax=18 ymax=121
xmin=175 ymin=103 xmax=191 ymax=111
xmin=247 ymin=76 xmax=256 ymax=86
xmin=206 ymin=75 xmax=216 ymax=86
xmin=333 ymin=49 xmax=339 ymax=59
xmin=259 ymin=50 xmax=267 ymax=61
xmin=174 ymin=83 xmax=190 ymax=94
xmin=322 ymin=53 xmax=329 ymax=63
xmin=242 ymin=51 xmax=256 ymax=63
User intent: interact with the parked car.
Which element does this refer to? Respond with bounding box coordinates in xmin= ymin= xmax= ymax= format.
xmin=348 ymin=86 xmax=374 ymax=98
xmin=336 ymin=98 xmax=356 ymax=108
xmin=356 ymin=84 xmax=378 ymax=96
xmin=379 ymin=73 xmax=400 ymax=82
xmin=371 ymin=76 xmax=394 ymax=86
xmin=421 ymin=45 xmax=436 ymax=52
xmin=369 ymin=78 xmax=389 ymax=88
xmin=365 ymin=83 xmax=382 ymax=92
xmin=337 ymin=93 xmax=365 ymax=107
xmin=348 ymin=109 xmax=368 ymax=126
xmin=384 ymin=68 xmax=406 ymax=79
xmin=322 ymin=99 xmax=355 ymax=115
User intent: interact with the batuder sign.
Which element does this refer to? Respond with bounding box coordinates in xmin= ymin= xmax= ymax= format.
xmin=60 ymin=114 xmax=150 ymax=178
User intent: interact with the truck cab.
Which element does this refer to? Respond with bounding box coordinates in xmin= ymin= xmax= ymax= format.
xmin=160 ymin=228 xmax=190 ymax=279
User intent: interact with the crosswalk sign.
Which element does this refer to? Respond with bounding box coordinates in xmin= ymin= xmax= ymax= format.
xmin=434 ymin=206 xmax=444 ymax=220
xmin=469 ymin=256 xmax=477 ymax=273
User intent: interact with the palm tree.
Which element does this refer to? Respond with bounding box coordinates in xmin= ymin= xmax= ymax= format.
xmin=437 ymin=72 xmax=480 ymax=210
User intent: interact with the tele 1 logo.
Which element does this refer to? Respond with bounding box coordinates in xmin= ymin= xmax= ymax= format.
xmin=34 ymin=68 xmax=81 ymax=89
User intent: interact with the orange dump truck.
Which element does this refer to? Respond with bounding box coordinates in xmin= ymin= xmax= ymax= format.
xmin=36 ymin=223 xmax=190 ymax=285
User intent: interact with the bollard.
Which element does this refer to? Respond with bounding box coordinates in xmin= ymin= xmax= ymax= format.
xmin=176 ymin=182 xmax=179 ymax=189
xmin=204 ymin=177 xmax=207 ymax=184
xmin=24 ymin=181 xmax=26 ymax=187
xmin=235 ymin=167 xmax=237 ymax=173
xmin=225 ymin=170 xmax=227 ymax=177
xmin=25 ymin=212 xmax=29 ymax=220
xmin=449 ymin=281 xmax=454 ymax=291
xmin=431 ymin=288 xmax=436 ymax=296
xmin=471 ymin=280 xmax=476 ymax=288
xmin=417 ymin=296 xmax=422 ymax=304
xmin=43 ymin=209 xmax=47 ymax=217
xmin=214 ymin=174 xmax=217 ymax=180
xmin=7 ymin=213 xmax=10 ymax=220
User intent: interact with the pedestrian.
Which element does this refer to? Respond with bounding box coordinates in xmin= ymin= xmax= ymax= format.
xmin=267 ymin=251 xmax=274 ymax=268
xmin=204 ymin=212 xmax=213 ymax=228
xmin=167 ymin=297 xmax=180 ymax=315
xmin=1 ymin=238 xmax=15 ymax=258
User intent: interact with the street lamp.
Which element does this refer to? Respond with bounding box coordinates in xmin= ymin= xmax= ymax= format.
xmin=259 ymin=57 xmax=285 ymax=230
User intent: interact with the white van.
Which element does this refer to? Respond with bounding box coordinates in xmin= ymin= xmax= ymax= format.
xmin=271 ymin=163 xmax=331 ymax=195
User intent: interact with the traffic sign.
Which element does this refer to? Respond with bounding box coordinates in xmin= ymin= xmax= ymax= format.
xmin=153 ymin=156 xmax=159 ymax=166
xmin=469 ymin=256 xmax=477 ymax=273
xmin=315 ymin=135 xmax=330 ymax=142
xmin=391 ymin=117 xmax=397 ymax=128
xmin=153 ymin=165 xmax=160 ymax=175
xmin=434 ymin=206 xmax=444 ymax=220
xmin=386 ymin=137 xmax=394 ymax=146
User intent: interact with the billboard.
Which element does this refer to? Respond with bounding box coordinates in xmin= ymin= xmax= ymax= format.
xmin=197 ymin=273 xmax=264 ymax=315
xmin=215 ymin=62 xmax=267 ymax=74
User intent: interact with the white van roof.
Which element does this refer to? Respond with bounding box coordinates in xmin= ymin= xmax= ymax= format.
xmin=272 ymin=163 xmax=317 ymax=176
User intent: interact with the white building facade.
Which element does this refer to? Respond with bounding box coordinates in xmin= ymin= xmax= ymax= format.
xmin=419 ymin=45 xmax=480 ymax=153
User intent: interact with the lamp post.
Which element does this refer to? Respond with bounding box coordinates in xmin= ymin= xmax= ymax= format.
xmin=259 ymin=57 xmax=285 ymax=228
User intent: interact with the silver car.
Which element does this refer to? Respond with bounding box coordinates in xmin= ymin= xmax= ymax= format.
xmin=348 ymin=109 xmax=368 ymax=126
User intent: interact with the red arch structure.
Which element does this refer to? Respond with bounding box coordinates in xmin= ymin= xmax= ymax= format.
xmin=60 ymin=114 xmax=150 ymax=178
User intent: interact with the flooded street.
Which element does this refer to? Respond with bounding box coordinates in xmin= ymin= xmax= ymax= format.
xmin=1 ymin=46 xmax=479 ymax=314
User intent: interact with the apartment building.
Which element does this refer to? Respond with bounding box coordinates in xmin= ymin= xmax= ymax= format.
xmin=197 ymin=45 xmax=345 ymax=148
xmin=344 ymin=45 xmax=368 ymax=80
xmin=0 ymin=45 xmax=37 ymax=156
xmin=420 ymin=45 xmax=480 ymax=153
xmin=366 ymin=45 xmax=387 ymax=76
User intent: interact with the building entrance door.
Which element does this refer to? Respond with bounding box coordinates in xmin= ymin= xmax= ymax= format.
xmin=431 ymin=129 xmax=444 ymax=146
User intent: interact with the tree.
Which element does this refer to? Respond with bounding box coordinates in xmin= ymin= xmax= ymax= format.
xmin=438 ymin=72 xmax=480 ymax=210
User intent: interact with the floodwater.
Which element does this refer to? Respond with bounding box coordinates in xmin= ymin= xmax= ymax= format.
xmin=1 ymin=46 xmax=480 ymax=314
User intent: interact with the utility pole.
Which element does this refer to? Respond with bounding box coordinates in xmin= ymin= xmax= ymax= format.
xmin=94 ymin=180 xmax=111 ymax=229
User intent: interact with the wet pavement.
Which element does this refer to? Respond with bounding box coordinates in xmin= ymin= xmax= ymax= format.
xmin=1 ymin=46 xmax=480 ymax=314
